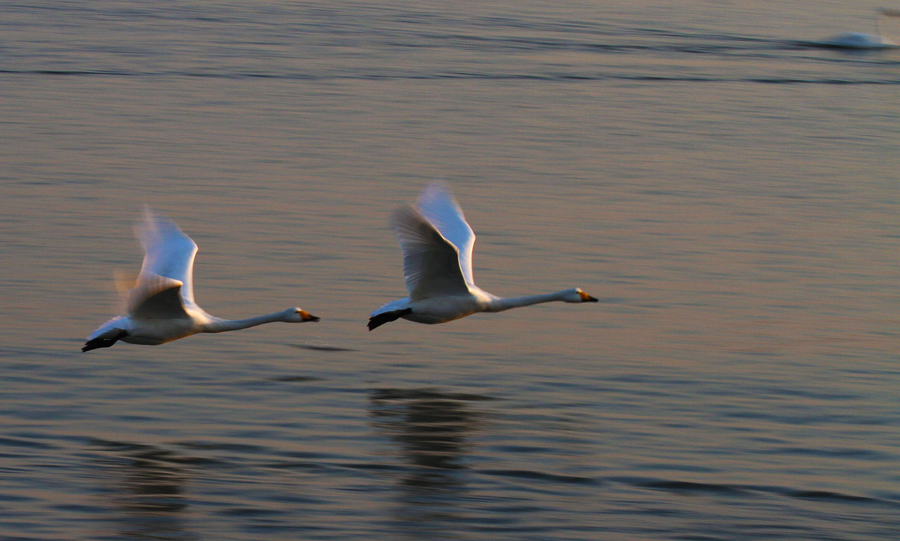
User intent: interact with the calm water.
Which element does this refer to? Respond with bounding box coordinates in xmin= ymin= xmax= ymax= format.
xmin=2 ymin=1 xmax=900 ymax=539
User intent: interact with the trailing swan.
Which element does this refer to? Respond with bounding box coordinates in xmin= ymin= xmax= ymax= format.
xmin=82 ymin=208 xmax=318 ymax=352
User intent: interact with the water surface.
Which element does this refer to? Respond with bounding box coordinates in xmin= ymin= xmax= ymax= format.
xmin=2 ymin=1 xmax=900 ymax=539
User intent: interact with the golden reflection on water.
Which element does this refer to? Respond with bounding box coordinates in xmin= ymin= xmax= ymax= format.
xmin=92 ymin=440 xmax=196 ymax=541
xmin=369 ymin=388 xmax=488 ymax=533
xmin=2 ymin=1 xmax=900 ymax=538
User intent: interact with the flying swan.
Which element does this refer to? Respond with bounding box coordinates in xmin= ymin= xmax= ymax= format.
xmin=82 ymin=208 xmax=318 ymax=352
xmin=368 ymin=184 xmax=598 ymax=331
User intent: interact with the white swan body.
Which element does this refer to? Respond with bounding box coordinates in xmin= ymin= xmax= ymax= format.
xmin=83 ymin=209 xmax=318 ymax=352
xmin=369 ymin=184 xmax=597 ymax=330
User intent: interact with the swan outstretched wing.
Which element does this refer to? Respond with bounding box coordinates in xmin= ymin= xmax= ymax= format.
xmin=126 ymin=273 xmax=190 ymax=319
xmin=392 ymin=205 xmax=470 ymax=301
xmin=416 ymin=183 xmax=476 ymax=288
xmin=135 ymin=208 xmax=199 ymax=306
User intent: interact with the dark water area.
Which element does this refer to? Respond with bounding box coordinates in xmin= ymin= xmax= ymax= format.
xmin=2 ymin=1 xmax=900 ymax=539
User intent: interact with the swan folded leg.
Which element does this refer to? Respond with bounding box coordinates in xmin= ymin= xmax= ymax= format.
xmin=82 ymin=329 xmax=128 ymax=352
xmin=368 ymin=308 xmax=413 ymax=331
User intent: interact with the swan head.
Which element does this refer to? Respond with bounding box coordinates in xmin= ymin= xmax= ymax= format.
xmin=285 ymin=308 xmax=320 ymax=322
xmin=566 ymin=288 xmax=599 ymax=303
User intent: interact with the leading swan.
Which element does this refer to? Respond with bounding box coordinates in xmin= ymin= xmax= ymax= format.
xmin=368 ymin=184 xmax=598 ymax=331
xmin=82 ymin=208 xmax=318 ymax=352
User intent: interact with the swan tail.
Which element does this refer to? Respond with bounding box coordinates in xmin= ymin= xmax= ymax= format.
xmin=368 ymin=308 xmax=413 ymax=331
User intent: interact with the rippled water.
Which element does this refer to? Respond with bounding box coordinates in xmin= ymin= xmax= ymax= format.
xmin=2 ymin=1 xmax=900 ymax=539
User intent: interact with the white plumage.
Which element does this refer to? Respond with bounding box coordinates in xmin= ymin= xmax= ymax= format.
xmin=82 ymin=208 xmax=318 ymax=352
xmin=369 ymin=184 xmax=598 ymax=330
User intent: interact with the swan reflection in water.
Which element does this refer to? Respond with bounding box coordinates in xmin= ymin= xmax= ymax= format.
xmin=369 ymin=387 xmax=491 ymax=532
xmin=90 ymin=440 xmax=199 ymax=541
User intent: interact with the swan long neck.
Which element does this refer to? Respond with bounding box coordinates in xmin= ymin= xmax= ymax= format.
xmin=201 ymin=311 xmax=291 ymax=333
xmin=485 ymin=290 xmax=572 ymax=313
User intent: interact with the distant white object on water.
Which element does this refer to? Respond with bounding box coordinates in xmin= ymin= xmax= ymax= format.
xmin=82 ymin=208 xmax=318 ymax=352
xmin=820 ymin=8 xmax=900 ymax=49
xmin=822 ymin=32 xmax=896 ymax=49
xmin=368 ymin=183 xmax=598 ymax=331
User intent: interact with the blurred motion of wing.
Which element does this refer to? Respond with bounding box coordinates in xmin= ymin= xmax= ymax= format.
xmin=879 ymin=7 xmax=900 ymax=41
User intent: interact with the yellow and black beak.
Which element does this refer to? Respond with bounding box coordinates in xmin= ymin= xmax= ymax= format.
xmin=579 ymin=291 xmax=599 ymax=303
xmin=300 ymin=310 xmax=320 ymax=322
